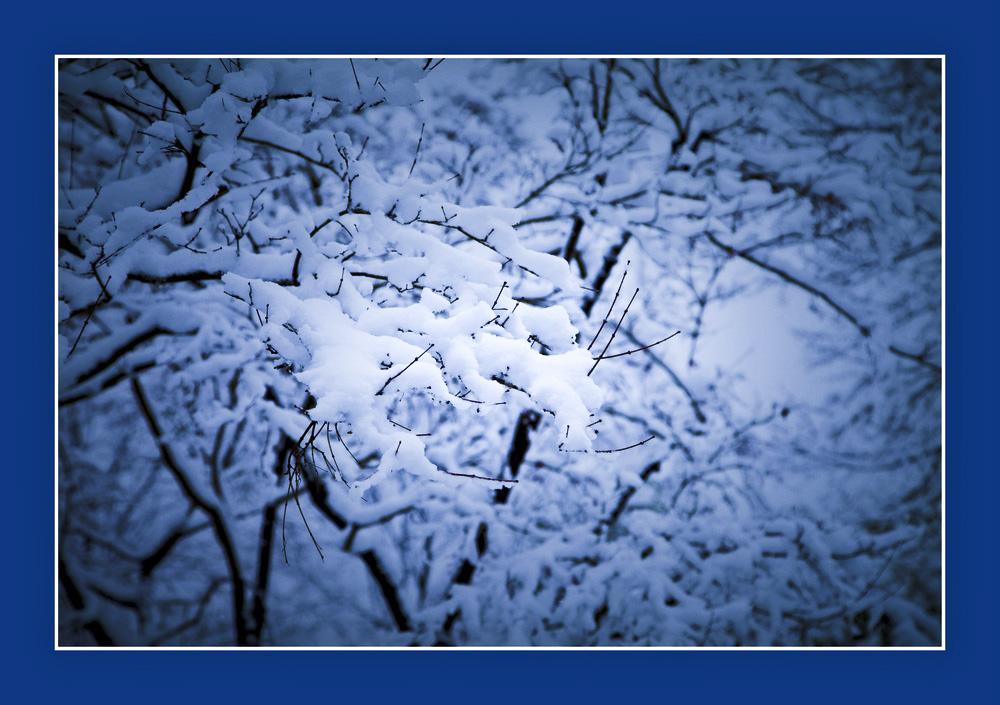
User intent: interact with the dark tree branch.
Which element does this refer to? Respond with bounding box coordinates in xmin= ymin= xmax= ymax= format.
xmin=239 ymin=136 xmax=343 ymax=176
xmin=638 ymin=59 xmax=687 ymax=152
xmin=888 ymin=345 xmax=942 ymax=374
xmin=562 ymin=215 xmax=585 ymax=268
xmin=127 ymin=270 xmax=223 ymax=285
xmin=141 ymin=526 xmax=187 ymax=577
xmin=496 ymin=409 xmax=541 ymax=504
xmin=441 ymin=409 xmax=540 ymax=642
xmin=248 ymin=503 xmax=277 ymax=645
xmin=702 ymin=229 xmax=866 ymax=332
xmin=150 ymin=578 xmax=227 ymax=646
xmin=582 ymin=231 xmax=632 ymax=316
xmin=82 ymin=90 xmax=156 ymax=124
xmin=359 ymin=550 xmax=411 ymax=632
xmin=602 ymin=461 xmax=661 ymax=531
xmin=58 ymin=557 xmax=116 ymax=646
xmin=131 ymin=376 xmax=250 ymax=646
xmin=134 ymin=59 xmax=187 ymax=115
xmin=64 ymin=325 xmax=197 ymax=391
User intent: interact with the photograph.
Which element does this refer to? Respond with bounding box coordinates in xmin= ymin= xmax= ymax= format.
xmin=56 ymin=56 xmax=942 ymax=648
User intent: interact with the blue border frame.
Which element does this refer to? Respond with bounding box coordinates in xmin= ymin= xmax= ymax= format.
xmin=12 ymin=1 xmax=995 ymax=702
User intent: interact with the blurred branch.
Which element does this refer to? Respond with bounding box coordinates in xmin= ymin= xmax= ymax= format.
xmin=702 ymin=229 xmax=940 ymax=374
xmin=621 ymin=328 xmax=707 ymax=424
xmin=131 ymin=376 xmax=250 ymax=646
xmin=601 ymin=461 xmax=661 ymax=531
xmin=58 ymin=557 xmax=117 ymax=646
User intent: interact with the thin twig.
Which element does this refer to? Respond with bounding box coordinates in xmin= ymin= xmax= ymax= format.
xmin=335 ymin=423 xmax=362 ymax=466
xmin=375 ymin=343 xmax=435 ymax=396
xmin=67 ymin=277 xmax=111 ymax=358
xmin=560 ymin=435 xmax=656 ymax=454
xmin=588 ymin=288 xmax=639 ymax=376
xmin=289 ymin=474 xmax=324 ymax=561
xmin=492 ymin=281 xmax=508 ymax=310
xmin=588 ymin=265 xmax=628 ymax=350
xmin=440 ymin=470 xmax=518 ymax=484
xmin=408 ymin=122 xmax=425 ymax=178
xmin=593 ymin=435 xmax=655 ymax=453
xmin=596 ymin=330 xmax=680 ymax=360
xmin=349 ymin=59 xmax=361 ymax=91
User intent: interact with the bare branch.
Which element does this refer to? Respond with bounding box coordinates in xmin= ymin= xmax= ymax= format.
xmin=588 ymin=288 xmax=639 ymax=376
xmin=131 ymin=376 xmax=250 ymax=646
xmin=375 ymin=343 xmax=435 ymax=397
xmin=597 ymin=330 xmax=680 ymax=360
